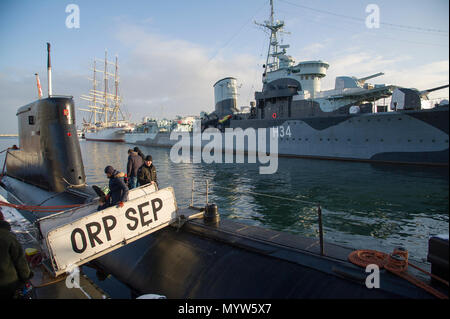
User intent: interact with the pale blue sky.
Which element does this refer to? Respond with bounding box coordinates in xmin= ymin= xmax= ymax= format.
xmin=0 ymin=0 xmax=448 ymax=133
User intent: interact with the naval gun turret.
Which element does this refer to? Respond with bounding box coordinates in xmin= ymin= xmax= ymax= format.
xmin=335 ymin=72 xmax=385 ymax=90
xmin=390 ymin=84 xmax=449 ymax=111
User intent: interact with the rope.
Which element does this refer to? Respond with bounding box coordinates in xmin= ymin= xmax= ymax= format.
xmin=208 ymin=184 xmax=319 ymax=206
xmin=0 ymin=148 xmax=11 ymax=182
xmin=62 ymin=177 xmax=87 ymax=189
xmin=0 ymin=201 xmax=82 ymax=213
xmin=348 ymin=248 xmax=448 ymax=299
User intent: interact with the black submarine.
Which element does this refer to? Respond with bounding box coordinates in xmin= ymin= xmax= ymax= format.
xmin=1 ymin=43 xmax=448 ymax=299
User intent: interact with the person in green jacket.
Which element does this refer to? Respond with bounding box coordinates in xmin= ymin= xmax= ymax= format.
xmin=0 ymin=210 xmax=33 ymax=298
xmin=137 ymin=155 xmax=158 ymax=188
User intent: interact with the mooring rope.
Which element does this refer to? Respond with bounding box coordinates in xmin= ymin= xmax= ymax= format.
xmin=348 ymin=248 xmax=448 ymax=299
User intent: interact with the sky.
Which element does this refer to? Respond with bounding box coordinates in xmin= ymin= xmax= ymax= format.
xmin=0 ymin=0 xmax=448 ymax=133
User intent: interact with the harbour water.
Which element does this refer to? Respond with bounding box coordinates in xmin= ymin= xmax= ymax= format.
xmin=1 ymin=137 xmax=448 ymax=296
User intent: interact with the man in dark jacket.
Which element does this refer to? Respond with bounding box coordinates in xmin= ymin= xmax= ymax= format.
xmin=137 ymin=155 xmax=158 ymax=188
xmin=134 ymin=147 xmax=145 ymax=162
xmin=99 ymin=166 xmax=129 ymax=210
xmin=0 ymin=210 xmax=33 ymax=299
xmin=127 ymin=149 xmax=144 ymax=189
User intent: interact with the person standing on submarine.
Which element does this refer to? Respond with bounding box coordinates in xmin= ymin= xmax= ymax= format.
xmin=127 ymin=149 xmax=144 ymax=189
xmin=137 ymin=155 xmax=158 ymax=189
xmin=98 ymin=165 xmax=129 ymax=210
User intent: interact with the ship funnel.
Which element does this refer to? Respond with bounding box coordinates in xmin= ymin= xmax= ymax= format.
xmin=47 ymin=42 xmax=52 ymax=97
xmin=213 ymin=77 xmax=239 ymax=116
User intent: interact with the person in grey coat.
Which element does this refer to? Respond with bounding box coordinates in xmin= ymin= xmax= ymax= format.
xmin=127 ymin=149 xmax=144 ymax=189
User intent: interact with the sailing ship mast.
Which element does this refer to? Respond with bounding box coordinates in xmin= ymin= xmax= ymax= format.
xmin=80 ymin=50 xmax=125 ymax=130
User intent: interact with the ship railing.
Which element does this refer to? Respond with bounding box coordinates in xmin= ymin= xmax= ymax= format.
xmin=189 ymin=179 xmax=325 ymax=255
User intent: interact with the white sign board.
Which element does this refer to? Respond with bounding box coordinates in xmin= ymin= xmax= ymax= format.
xmin=46 ymin=187 xmax=178 ymax=276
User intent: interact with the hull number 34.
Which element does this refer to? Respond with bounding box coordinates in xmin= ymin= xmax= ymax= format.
xmin=272 ymin=125 xmax=292 ymax=138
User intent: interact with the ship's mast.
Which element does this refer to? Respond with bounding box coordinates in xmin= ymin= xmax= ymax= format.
xmin=113 ymin=55 xmax=119 ymax=124
xmin=92 ymin=60 xmax=97 ymax=124
xmin=104 ymin=49 xmax=108 ymax=126
xmin=256 ymin=0 xmax=287 ymax=78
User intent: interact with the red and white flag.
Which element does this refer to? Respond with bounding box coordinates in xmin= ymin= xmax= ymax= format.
xmin=35 ymin=73 xmax=43 ymax=98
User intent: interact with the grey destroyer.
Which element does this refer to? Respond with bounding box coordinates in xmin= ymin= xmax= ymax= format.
xmin=126 ymin=1 xmax=449 ymax=166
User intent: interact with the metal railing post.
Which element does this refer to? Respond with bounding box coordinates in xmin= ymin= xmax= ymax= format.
xmin=318 ymin=205 xmax=324 ymax=256
xmin=190 ymin=179 xmax=194 ymax=207
xmin=206 ymin=180 xmax=209 ymax=205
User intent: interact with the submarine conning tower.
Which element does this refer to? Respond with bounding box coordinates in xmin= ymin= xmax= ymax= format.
xmin=213 ymin=77 xmax=239 ymax=117
xmin=6 ymin=96 xmax=86 ymax=192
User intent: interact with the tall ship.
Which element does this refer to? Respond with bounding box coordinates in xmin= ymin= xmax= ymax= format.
xmin=126 ymin=1 xmax=449 ymax=166
xmin=80 ymin=50 xmax=132 ymax=142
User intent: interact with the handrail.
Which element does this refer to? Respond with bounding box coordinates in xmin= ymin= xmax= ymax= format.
xmin=189 ymin=178 xmax=326 ymax=255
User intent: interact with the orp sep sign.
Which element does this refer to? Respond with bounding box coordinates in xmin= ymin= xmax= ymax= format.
xmin=70 ymin=197 xmax=164 ymax=254
xmin=46 ymin=187 xmax=178 ymax=275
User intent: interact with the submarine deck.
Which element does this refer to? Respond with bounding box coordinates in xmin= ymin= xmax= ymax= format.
xmin=93 ymin=206 xmax=443 ymax=299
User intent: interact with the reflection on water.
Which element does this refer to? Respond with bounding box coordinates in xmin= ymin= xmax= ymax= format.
xmin=1 ymin=137 xmax=448 ymax=262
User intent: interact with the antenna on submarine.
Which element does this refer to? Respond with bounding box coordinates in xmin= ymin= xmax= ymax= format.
xmin=47 ymin=42 xmax=52 ymax=97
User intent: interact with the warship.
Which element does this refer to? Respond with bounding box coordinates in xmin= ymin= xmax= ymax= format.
xmin=128 ymin=0 xmax=449 ymax=166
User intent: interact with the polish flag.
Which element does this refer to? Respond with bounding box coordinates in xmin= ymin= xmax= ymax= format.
xmin=35 ymin=73 xmax=43 ymax=98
